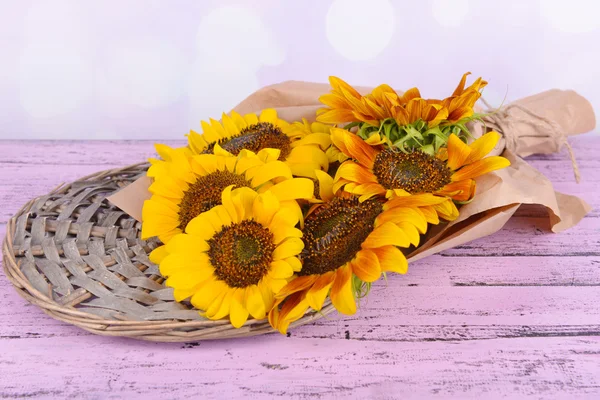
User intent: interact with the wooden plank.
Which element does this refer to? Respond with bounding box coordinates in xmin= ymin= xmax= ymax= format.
xmin=0 ymin=336 xmax=598 ymax=398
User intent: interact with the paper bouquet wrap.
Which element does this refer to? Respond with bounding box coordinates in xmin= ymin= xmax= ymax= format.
xmin=3 ymin=74 xmax=595 ymax=341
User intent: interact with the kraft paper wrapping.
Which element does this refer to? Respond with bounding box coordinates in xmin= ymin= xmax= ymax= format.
xmin=108 ymin=80 xmax=595 ymax=263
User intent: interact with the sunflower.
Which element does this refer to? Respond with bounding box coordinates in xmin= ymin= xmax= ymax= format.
xmin=330 ymin=128 xmax=510 ymax=210
xmin=268 ymin=193 xmax=452 ymax=334
xmin=157 ymin=186 xmax=305 ymax=328
xmin=141 ymin=144 xmax=314 ymax=249
xmin=316 ymin=73 xmax=487 ymax=128
xmin=188 ymin=109 xmax=329 ymax=179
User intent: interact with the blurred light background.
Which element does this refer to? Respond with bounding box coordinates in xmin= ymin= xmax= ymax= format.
xmin=0 ymin=0 xmax=598 ymax=139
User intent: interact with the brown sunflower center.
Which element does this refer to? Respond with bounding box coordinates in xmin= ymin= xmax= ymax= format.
xmin=207 ymin=220 xmax=276 ymax=288
xmin=203 ymin=122 xmax=292 ymax=159
xmin=298 ymin=197 xmax=383 ymax=276
xmin=372 ymin=149 xmax=452 ymax=194
xmin=178 ymin=171 xmax=250 ymax=231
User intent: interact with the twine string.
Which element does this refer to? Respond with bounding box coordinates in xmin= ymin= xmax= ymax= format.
xmin=480 ymin=98 xmax=581 ymax=183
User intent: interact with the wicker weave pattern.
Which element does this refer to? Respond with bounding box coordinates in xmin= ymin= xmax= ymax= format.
xmin=2 ymin=164 xmax=334 ymax=342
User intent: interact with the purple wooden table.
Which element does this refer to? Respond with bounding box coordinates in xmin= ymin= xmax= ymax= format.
xmin=1 ymin=138 xmax=599 ymax=399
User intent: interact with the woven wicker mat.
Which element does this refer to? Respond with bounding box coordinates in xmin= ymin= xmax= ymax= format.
xmin=2 ymin=163 xmax=334 ymax=342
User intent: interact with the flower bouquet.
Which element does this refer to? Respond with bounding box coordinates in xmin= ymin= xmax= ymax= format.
xmin=108 ymin=73 xmax=593 ymax=334
xmin=4 ymin=72 xmax=593 ymax=341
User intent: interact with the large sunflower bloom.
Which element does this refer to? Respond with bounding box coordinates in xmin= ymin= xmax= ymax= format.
xmin=141 ymin=144 xmax=314 ymax=247
xmin=188 ymin=109 xmax=329 ymax=179
xmin=158 ymin=186 xmax=304 ymax=328
xmin=331 ymin=128 xmax=510 ymax=209
xmin=316 ymin=73 xmax=487 ymax=128
xmin=268 ymin=193 xmax=450 ymax=334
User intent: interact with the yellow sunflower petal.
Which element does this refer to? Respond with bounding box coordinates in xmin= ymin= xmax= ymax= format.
xmin=258 ymin=280 xmax=275 ymax=311
xmin=273 ymin=237 xmax=304 ymax=260
xmin=165 ymin=233 xmax=210 ymax=254
xmin=212 ymin=205 xmax=233 ymax=227
xmin=251 ymin=190 xmax=280 ymax=227
xmin=268 ymin=178 xmax=314 ymax=201
xmin=420 ymin=206 xmax=440 ymax=225
xmin=212 ymin=143 xmax=233 ymax=157
xmin=205 ymin=289 xmax=234 ymax=320
xmin=149 ymin=245 xmax=169 ymax=264
xmin=348 ymin=183 xmax=387 ymax=201
xmin=384 ymin=193 xmax=448 ymax=209
xmin=269 ymin=260 xmax=294 ymax=279
xmin=317 ymin=109 xmax=357 ymax=124
xmin=244 ymin=285 xmax=266 ymax=320
xmin=330 ymin=76 xmax=362 ymax=99
xmin=291 ymin=132 xmax=331 ymax=150
xmin=319 ymin=92 xmax=351 ymax=110
xmin=221 ymin=113 xmax=240 ymax=137
xmin=259 ymin=108 xmax=278 ymax=123
xmin=141 ymin=197 xmax=181 ymax=219
xmin=209 ymin=118 xmax=227 ymax=139
xmin=256 ymin=148 xmax=281 ymax=163
xmin=375 ymin=206 xmax=428 ymax=233
xmin=243 ymin=112 xmax=259 ymax=126
xmin=267 ymin=277 xmax=289 ymax=293
xmin=271 ymin=224 xmax=303 ymax=245
xmin=187 ymin=130 xmax=208 ymax=154
xmin=451 ymin=156 xmax=511 ymax=182
xmin=230 ymin=289 xmax=250 ymax=328
xmin=231 ymin=186 xmax=259 ymax=220
xmin=315 ymin=169 xmax=335 ymax=202
xmin=200 ymin=120 xmax=220 ymax=143
xmin=451 ymin=72 xmax=469 ymax=96
xmin=165 ymin=269 xmax=212 ymax=298
xmin=336 ymin=161 xmax=377 ymax=184
xmin=172 ymin=284 xmax=203 ymax=303
xmin=362 ymin=222 xmax=411 ymax=249
xmin=305 ymin=271 xmax=335 ymax=311
xmin=334 ymin=128 xmax=378 ymax=168
xmin=141 ymin=210 xmax=180 ymax=240
xmin=160 ymin=252 xmax=212 ymax=277
xmin=269 ymin=207 xmax=299 ymax=233
xmin=220 ymin=185 xmax=241 ymax=223
xmin=185 ymin=213 xmax=219 ymax=240
xmin=148 ymin=178 xmax=186 ymax=199
xmin=275 ymin=275 xmax=318 ymax=299
xmin=447 ymin=134 xmax=472 ymax=170
xmin=433 ymin=199 xmax=460 ymax=221
xmin=274 ymin=293 xmax=310 ymax=334
xmin=448 ymin=106 xmax=474 ymax=122
xmin=285 ymin=257 xmax=303 ymax=272
xmin=190 ymin=279 xmax=227 ymax=311
xmin=371 ymin=245 xmax=408 ymax=274
xmin=230 ymin=110 xmax=248 ymax=131
xmin=464 ymin=131 xmax=501 ymax=164
xmin=329 ymin=264 xmax=356 ymax=315
xmin=286 ymin=146 xmax=329 ymax=170
xmin=287 ymin=163 xmax=323 ymax=179
xmin=397 ymin=222 xmax=421 ymax=247
xmin=351 ymin=249 xmax=382 ymax=283
xmin=437 ymin=179 xmax=476 ymax=202
xmin=249 ymin=161 xmax=293 ymax=186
